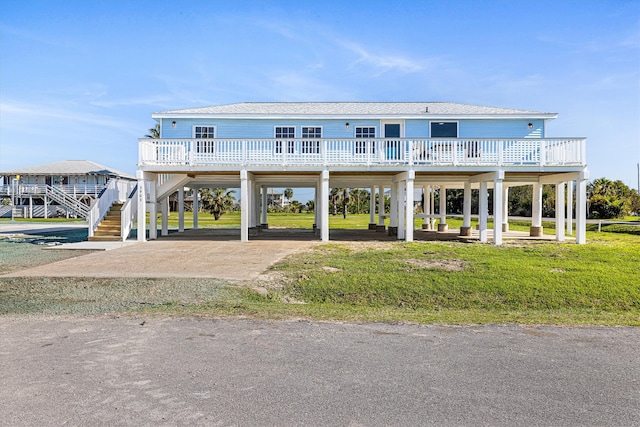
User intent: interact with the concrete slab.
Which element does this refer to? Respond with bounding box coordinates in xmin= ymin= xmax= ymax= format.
xmin=2 ymin=238 xmax=319 ymax=281
xmin=44 ymin=240 xmax=139 ymax=251
xmin=1 ymin=226 xmax=567 ymax=281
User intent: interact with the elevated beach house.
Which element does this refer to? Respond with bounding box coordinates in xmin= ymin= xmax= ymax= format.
xmin=136 ymin=102 xmax=588 ymax=244
xmin=1 ymin=160 xmax=135 ymax=221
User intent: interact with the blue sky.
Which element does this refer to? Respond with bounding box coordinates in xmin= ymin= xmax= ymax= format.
xmin=1 ymin=0 xmax=639 ymax=202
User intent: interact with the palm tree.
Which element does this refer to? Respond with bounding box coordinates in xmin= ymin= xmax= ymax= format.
xmin=200 ymin=188 xmax=236 ymax=220
xmin=284 ymin=188 xmax=293 ymax=203
xmin=145 ymin=123 xmax=160 ymax=139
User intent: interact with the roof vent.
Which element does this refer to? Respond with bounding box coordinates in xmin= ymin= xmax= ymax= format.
xmin=425 ymin=106 xmax=429 ymax=113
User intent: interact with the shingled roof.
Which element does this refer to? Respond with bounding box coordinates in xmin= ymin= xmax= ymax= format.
xmin=154 ymin=102 xmax=556 ymax=118
xmin=1 ymin=160 xmax=135 ymax=179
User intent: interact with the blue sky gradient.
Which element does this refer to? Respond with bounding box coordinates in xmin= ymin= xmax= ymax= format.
xmin=1 ymin=0 xmax=639 ymax=199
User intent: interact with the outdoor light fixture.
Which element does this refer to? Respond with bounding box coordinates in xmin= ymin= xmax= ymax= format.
xmin=528 ymin=123 xmax=533 ymax=129
xmin=345 ymin=122 xmax=350 ymax=130
xmin=172 ymin=121 xmax=177 ymax=128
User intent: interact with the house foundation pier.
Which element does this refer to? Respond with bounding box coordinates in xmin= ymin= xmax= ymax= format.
xmin=437 ymin=186 xmax=448 ymax=232
xmin=460 ymin=182 xmax=472 ymax=236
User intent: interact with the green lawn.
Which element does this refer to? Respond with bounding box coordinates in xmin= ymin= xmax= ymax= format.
xmin=1 ymin=213 xmax=638 ymax=325
xmin=144 ymin=214 xmax=640 ymax=326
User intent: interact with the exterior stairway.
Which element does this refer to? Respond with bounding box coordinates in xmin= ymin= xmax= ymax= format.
xmin=88 ymin=202 xmax=123 ymax=241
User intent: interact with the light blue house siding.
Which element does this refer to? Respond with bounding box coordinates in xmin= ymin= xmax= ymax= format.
xmin=161 ymin=118 xmax=545 ymax=139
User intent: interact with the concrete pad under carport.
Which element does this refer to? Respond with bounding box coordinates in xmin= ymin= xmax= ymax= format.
xmin=2 ymin=227 xmax=564 ymax=281
xmin=2 ymin=236 xmax=319 ymax=281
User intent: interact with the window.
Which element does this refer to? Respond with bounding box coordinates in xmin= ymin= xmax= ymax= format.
xmin=194 ymin=126 xmax=216 ymax=154
xmin=430 ymin=122 xmax=458 ymax=138
xmin=275 ymin=126 xmax=295 ymax=154
xmin=301 ymin=127 xmax=321 ymax=154
xmin=355 ymin=126 xmax=376 ymax=154
xmin=194 ymin=126 xmax=215 ymax=138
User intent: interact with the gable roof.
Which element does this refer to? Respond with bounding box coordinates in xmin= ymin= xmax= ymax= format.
xmin=153 ymin=102 xmax=557 ymax=119
xmin=1 ymin=160 xmax=135 ymax=179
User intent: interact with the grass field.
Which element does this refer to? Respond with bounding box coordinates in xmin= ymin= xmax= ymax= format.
xmin=1 ymin=214 xmax=638 ymax=325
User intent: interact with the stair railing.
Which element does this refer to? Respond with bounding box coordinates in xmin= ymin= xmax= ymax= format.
xmin=120 ymin=184 xmax=138 ymax=241
xmin=87 ymin=179 xmax=137 ymax=237
xmin=45 ymin=185 xmax=90 ymax=218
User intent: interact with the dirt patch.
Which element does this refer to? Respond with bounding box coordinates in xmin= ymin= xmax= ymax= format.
xmin=332 ymin=241 xmax=400 ymax=253
xmin=405 ymin=258 xmax=466 ymax=271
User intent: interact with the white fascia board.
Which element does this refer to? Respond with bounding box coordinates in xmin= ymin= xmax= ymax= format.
xmin=152 ymin=113 xmax=559 ymax=120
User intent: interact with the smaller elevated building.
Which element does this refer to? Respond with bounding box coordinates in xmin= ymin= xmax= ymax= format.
xmin=1 ymin=160 xmax=135 ymax=219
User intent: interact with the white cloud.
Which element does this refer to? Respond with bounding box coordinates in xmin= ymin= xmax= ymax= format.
xmin=339 ymin=40 xmax=427 ymax=75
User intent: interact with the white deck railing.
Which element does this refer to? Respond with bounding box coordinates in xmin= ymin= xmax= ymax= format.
xmin=0 ymin=183 xmax=106 ymax=197
xmin=139 ymin=137 xmax=586 ymax=168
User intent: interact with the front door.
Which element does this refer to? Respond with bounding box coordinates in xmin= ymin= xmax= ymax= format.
xmin=383 ymin=122 xmax=402 ymax=160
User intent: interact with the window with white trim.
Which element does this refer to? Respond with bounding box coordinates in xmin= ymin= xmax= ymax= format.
xmin=194 ymin=126 xmax=216 ymax=154
xmin=275 ymin=126 xmax=295 ymax=154
xmin=355 ymin=126 xmax=376 ymax=154
xmin=301 ymin=126 xmax=321 ymax=154
xmin=430 ymin=122 xmax=458 ymax=138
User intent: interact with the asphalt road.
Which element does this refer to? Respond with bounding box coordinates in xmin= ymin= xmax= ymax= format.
xmin=1 ymin=317 xmax=638 ymax=426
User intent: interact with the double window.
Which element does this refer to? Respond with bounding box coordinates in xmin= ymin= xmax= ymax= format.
xmin=194 ymin=126 xmax=216 ymax=154
xmin=275 ymin=126 xmax=295 ymax=154
xmin=355 ymin=126 xmax=376 ymax=154
xmin=301 ymin=127 xmax=321 ymax=154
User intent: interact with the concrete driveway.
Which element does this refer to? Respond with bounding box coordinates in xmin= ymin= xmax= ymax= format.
xmin=1 ymin=233 xmax=318 ymax=281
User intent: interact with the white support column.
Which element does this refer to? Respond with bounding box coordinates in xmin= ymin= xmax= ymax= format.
xmin=575 ymin=178 xmax=587 ymax=244
xmin=320 ymin=170 xmax=330 ymax=241
xmin=253 ymin=183 xmax=259 ymax=228
xmin=192 ymin=187 xmax=199 ymax=230
xmin=389 ymin=180 xmax=398 ymax=236
xmin=502 ymin=186 xmax=509 ymax=232
xmin=556 ymin=182 xmax=566 ymax=242
xmin=531 ymin=182 xmax=543 ymax=237
xmin=397 ymin=181 xmax=406 ymax=240
xmin=178 ymin=187 xmax=184 ymax=232
xmin=377 ymin=184 xmax=385 ymax=228
xmin=438 ymin=186 xmax=448 ymax=231
xmin=479 ymin=181 xmax=488 ymax=243
xmin=240 ymin=170 xmax=249 ymax=242
xmin=137 ymin=170 xmax=146 ymax=242
xmin=405 ymin=172 xmax=414 ymax=242
xmin=460 ymin=182 xmax=472 ymax=236
xmin=149 ymin=179 xmax=158 ymax=240
xmin=314 ymin=183 xmax=319 ymax=230
xmin=422 ymin=186 xmax=429 ymax=230
xmin=44 ymin=196 xmax=49 ymax=219
xmin=369 ymin=186 xmax=376 ymax=229
xmin=161 ymin=197 xmax=169 ymax=236
xmin=493 ymin=178 xmax=503 ymax=245
xmin=566 ymin=181 xmax=574 ymax=235
xmin=261 ymin=185 xmax=268 ymax=227
xmin=29 ymin=195 xmax=33 ymax=218
xmin=252 ymin=182 xmax=260 ymax=228
xmin=430 ymin=186 xmax=436 ymax=229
